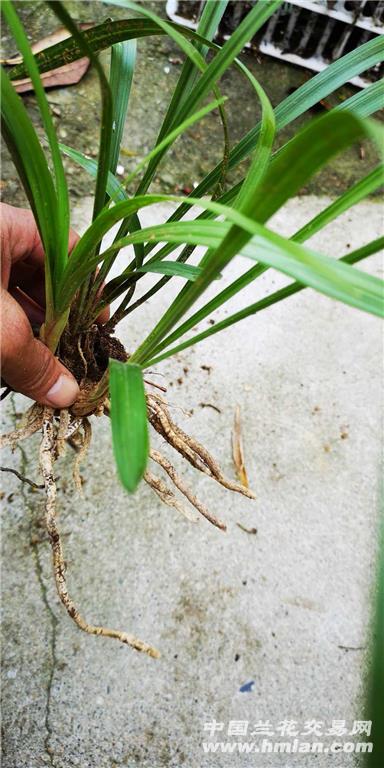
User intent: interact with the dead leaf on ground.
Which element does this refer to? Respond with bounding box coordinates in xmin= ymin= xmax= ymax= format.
xmin=13 ymin=57 xmax=90 ymax=94
xmin=232 ymin=405 xmax=249 ymax=489
xmin=2 ymin=24 xmax=93 ymax=94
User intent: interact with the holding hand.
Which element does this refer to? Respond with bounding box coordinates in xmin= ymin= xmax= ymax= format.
xmin=1 ymin=203 xmax=79 ymax=407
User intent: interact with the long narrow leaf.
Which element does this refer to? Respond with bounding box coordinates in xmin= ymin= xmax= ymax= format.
xmin=109 ymin=39 xmax=136 ymax=175
xmin=107 ymin=0 xmax=280 ymax=196
xmin=122 ymin=78 xmax=383 ymax=277
xmin=11 ymin=16 xmax=382 ymax=215
xmin=141 ymin=67 xmax=384 ymax=271
xmin=129 ymin=111 xmax=383 ymax=364
xmin=59 ymin=101 xmax=383 ymax=316
xmin=168 ymin=0 xmax=281 ymax=127
xmin=334 ymin=78 xmax=384 ymax=119
xmin=144 ymin=237 xmax=384 ymax=368
xmin=59 ymin=144 xmax=128 ymax=200
xmin=0 ymin=72 xmax=57 ymax=309
xmin=120 ymin=215 xmax=384 ymax=320
xmin=104 ymin=0 xmax=208 ymax=73
xmin=62 ymin=101 xmax=381 ymax=294
xmin=58 ymin=141 xmax=145 ymax=283
xmin=122 ymin=95 xmax=227 ymax=189
xmin=162 ymin=35 xmax=384 ymax=228
xmin=101 ymin=0 xmax=226 ymax=294
xmin=7 ymin=19 xmax=175 ymax=78
xmin=48 ymin=1 xmax=113 ymax=222
xmin=147 ymin=165 xmax=383 ymax=353
xmin=60 ymin=55 xmax=276 ymax=313
xmin=162 ymin=0 xmax=228 ymax=128
xmin=59 ymin=193 xmax=384 ymax=323
xmin=10 ymin=19 xmax=382 ymax=110
xmin=141 ymin=0 xmax=229 ymax=202
xmin=293 ymin=166 xmax=384 ymax=244
xmin=2 ymin=0 xmax=69 ymax=314
xmin=101 ymin=0 xmax=231 ymax=280
xmin=137 ymin=262 xmax=204 ymax=281
xmin=109 ymin=360 xmax=149 ymax=493
xmin=87 ymin=40 xmax=136 ymax=313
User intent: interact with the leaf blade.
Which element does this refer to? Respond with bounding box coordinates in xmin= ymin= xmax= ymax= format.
xmin=136 ymin=261 xmax=203 ymax=281
xmin=128 ymin=111 xmax=383 ymax=364
xmin=48 ymin=1 xmax=113 ymax=222
xmin=2 ymin=0 xmax=69 ymax=313
xmin=144 ymin=236 xmax=384 ymax=368
xmin=109 ymin=39 xmax=136 ymax=176
xmin=109 ymin=360 xmax=149 ymax=493
xmin=59 ymin=143 xmax=127 ymax=200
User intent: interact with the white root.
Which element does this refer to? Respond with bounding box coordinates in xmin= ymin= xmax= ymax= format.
xmin=0 ymin=403 xmax=43 ymax=450
xmin=147 ymin=393 xmax=255 ymax=499
xmin=39 ymin=408 xmax=160 ymax=658
xmin=150 ymin=449 xmax=226 ymax=531
xmin=56 ymin=409 xmax=71 ymax=458
xmin=2 ymin=382 xmax=256 ymax=656
xmin=144 ymin=469 xmax=198 ymax=523
xmin=72 ymin=417 xmax=92 ymax=493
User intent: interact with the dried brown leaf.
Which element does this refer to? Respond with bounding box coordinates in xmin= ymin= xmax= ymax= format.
xmin=13 ymin=57 xmax=90 ymax=94
xmin=232 ymin=405 xmax=249 ymax=489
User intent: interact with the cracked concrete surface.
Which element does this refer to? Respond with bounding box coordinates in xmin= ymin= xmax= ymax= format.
xmin=1 ymin=197 xmax=383 ymax=767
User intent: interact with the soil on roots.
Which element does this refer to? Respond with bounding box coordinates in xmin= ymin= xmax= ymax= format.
xmin=59 ymin=324 xmax=128 ymax=384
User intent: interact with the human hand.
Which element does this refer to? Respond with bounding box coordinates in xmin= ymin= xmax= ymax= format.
xmin=0 ymin=203 xmax=80 ymax=407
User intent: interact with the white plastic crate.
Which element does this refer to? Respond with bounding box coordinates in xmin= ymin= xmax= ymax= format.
xmin=166 ymin=0 xmax=384 ymax=88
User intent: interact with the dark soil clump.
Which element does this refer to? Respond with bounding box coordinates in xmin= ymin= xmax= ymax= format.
xmin=59 ymin=324 xmax=128 ymax=384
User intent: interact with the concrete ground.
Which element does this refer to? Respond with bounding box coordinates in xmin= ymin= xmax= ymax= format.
xmin=1 ymin=197 xmax=383 ymax=768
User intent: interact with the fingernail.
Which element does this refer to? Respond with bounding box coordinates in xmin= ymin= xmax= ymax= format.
xmin=46 ymin=374 xmax=79 ymax=407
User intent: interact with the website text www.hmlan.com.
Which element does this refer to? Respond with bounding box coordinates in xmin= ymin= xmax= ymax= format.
xmin=202 ymin=738 xmax=373 ymax=754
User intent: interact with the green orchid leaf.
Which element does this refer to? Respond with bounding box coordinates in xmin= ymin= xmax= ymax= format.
xmin=109 ymin=360 xmax=149 ymax=493
xmin=136 ymin=261 xmax=204 ymax=281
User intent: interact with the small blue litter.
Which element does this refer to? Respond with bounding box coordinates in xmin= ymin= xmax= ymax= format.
xmin=239 ymin=680 xmax=255 ymax=693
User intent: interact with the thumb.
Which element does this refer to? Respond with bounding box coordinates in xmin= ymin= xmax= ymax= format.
xmin=1 ymin=289 xmax=79 ymax=407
